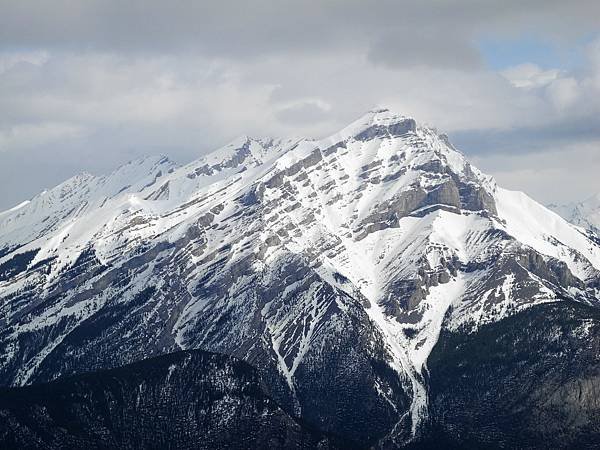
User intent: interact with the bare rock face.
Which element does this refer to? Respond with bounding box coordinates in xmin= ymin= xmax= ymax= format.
xmin=355 ymin=117 xmax=417 ymax=141
xmin=0 ymin=109 xmax=599 ymax=448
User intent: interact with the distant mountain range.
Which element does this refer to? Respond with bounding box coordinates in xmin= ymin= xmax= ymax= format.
xmin=548 ymin=193 xmax=600 ymax=234
xmin=1 ymin=109 xmax=599 ymax=449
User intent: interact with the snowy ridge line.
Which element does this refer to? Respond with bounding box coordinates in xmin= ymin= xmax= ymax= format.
xmin=1 ymin=109 xmax=600 ymax=444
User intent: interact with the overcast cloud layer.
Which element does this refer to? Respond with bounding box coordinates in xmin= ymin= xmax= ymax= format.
xmin=1 ymin=0 xmax=599 ymax=209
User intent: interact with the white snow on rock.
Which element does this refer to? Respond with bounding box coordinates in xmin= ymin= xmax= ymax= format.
xmin=548 ymin=191 xmax=600 ymax=234
xmin=1 ymin=108 xmax=600 ymax=438
xmin=496 ymin=188 xmax=600 ymax=280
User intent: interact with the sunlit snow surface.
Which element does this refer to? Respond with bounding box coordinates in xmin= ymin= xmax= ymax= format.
xmin=1 ymin=109 xmax=599 ymax=438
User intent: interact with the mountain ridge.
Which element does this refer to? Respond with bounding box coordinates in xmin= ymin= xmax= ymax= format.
xmin=1 ymin=108 xmax=599 ymax=447
xmin=548 ymin=191 xmax=600 ymax=234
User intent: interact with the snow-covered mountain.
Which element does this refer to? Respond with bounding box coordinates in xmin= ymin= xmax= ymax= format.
xmin=548 ymin=193 xmax=600 ymax=234
xmin=1 ymin=109 xmax=599 ymax=448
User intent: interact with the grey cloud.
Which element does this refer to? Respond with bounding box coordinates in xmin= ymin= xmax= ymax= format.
xmin=1 ymin=1 xmax=600 ymax=210
xmin=1 ymin=1 xmax=599 ymax=64
xmin=275 ymin=101 xmax=330 ymax=125
xmin=470 ymin=141 xmax=600 ymax=204
xmin=367 ymin=30 xmax=482 ymax=70
xmin=451 ymin=116 xmax=600 ymax=156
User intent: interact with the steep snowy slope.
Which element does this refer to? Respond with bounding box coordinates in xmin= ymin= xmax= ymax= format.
xmin=1 ymin=109 xmax=599 ymax=447
xmin=0 ymin=155 xmax=176 ymax=252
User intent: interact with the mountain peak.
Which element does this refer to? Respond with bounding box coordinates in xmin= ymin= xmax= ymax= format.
xmin=334 ymin=108 xmax=416 ymax=143
xmin=180 ymin=135 xmax=301 ymax=181
xmin=1 ymin=109 xmax=600 ymax=448
xmin=364 ymin=106 xmax=410 ymax=121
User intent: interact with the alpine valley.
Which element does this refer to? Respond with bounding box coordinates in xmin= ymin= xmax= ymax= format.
xmin=1 ymin=109 xmax=599 ymax=449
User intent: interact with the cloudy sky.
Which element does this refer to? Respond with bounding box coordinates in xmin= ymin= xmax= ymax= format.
xmin=1 ymin=0 xmax=599 ymax=210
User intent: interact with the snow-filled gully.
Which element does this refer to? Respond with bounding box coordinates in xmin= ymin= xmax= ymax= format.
xmin=364 ymin=275 xmax=466 ymax=438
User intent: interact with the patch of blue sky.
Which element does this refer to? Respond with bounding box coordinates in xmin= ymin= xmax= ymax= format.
xmin=476 ymin=34 xmax=594 ymax=71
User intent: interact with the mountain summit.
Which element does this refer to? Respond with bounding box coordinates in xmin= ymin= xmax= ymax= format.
xmin=1 ymin=110 xmax=599 ymax=448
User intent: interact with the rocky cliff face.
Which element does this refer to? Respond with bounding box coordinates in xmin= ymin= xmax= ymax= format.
xmin=0 ymin=109 xmax=599 ymax=448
